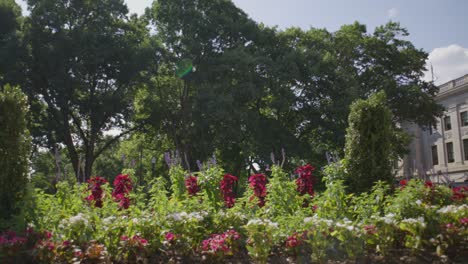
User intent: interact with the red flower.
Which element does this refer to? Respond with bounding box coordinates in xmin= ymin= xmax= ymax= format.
xmin=220 ymin=174 xmax=238 ymax=208
xmin=424 ymin=181 xmax=434 ymax=189
xmin=399 ymin=179 xmax=408 ymax=186
xmin=248 ymin=174 xmax=267 ymax=207
xmin=363 ymin=225 xmax=377 ymax=235
xmin=285 ymin=233 xmax=302 ymax=249
xmin=112 ymin=174 xmax=133 ymax=209
xmin=185 ymin=175 xmax=200 ymax=196
xmin=86 ymin=176 xmax=108 ymax=208
xmin=451 ymin=186 xmax=468 ymax=201
xmin=295 ymin=164 xmax=316 ymax=197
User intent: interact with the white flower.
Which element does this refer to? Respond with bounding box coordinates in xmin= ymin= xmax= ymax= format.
xmin=132 ymin=218 xmax=139 ymax=224
xmin=401 ymin=217 xmax=426 ymax=228
xmin=102 ymin=216 xmax=116 ymax=225
xmin=437 ymin=205 xmax=468 ymax=214
xmin=304 ymin=217 xmax=314 ymax=223
xmin=415 ymin=200 xmax=422 ymax=205
xmin=68 ymin=213 xmax=89 ymax=227
xmin=382 ymin=213 xmax=397 ymax=225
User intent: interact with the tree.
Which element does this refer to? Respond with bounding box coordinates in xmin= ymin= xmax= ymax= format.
xmin=0 ymin=84 xmax=30 ymax=220
xmin=26 ymin=0 xmax=159 ymax=180
xmin=344 ymin=91 xmax=407 ymax=193
xmin=0 ymin=0 xmax=27 ymax=87
xmin=279 ymin=22 xmax=443 ymax=153
xmin=143 ymin=0 xmax=304 ymax=175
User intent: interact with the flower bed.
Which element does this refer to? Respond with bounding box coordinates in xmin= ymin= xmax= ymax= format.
xmin=1 ymin=165 xmax=467 ymax=263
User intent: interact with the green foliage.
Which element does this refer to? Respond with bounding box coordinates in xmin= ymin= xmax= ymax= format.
xmin=265 ymin=165 xmax=302 ymax=219
xmin=26 ymin=0 xmax=159 ymax=180
xmin=198 ymin=165 xmax=224 ymax=209
xmin=344 ymin=91 xmax=405 ymax=193
xmin=0 ymin=84 xmax=30 ymax=223
xmin=168 ymin=165 xmax=187 ymax=200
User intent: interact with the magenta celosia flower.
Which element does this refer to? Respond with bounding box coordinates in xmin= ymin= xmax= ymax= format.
xmin=112 ymin=174 xmax=132 ymax=209
xmin=248 ymin=174 xmax=267 ymax=207
xmin=220 ymin=174 xmax=238 ymax=208
xmin=185 ymin=175 xmax=200 ymax=196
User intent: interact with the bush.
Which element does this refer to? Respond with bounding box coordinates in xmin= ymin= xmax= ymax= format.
xmin=0 ymin=84 xmax=30 ymax=224
xmin=344 ymin=91 xmax=407 ymax=193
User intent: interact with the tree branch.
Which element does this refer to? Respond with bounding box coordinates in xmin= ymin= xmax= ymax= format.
xmin=93 ymin=125 xmax=142 ymax=160
xmin=70 ymin=111 xmax=89 ymax=146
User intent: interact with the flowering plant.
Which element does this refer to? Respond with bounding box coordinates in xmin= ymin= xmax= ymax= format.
xmin=201 ymin=229 xmax=240 ymax=258
xmin=0 ymin=231 xmax=27 ymax=258
xmin=248 ymin=174 xmax=268 ymax=207
xmin=295 ymin=164 xmax=315 ymax=197
xmin=117 ymin=235 xmax=149 ymax=263
xmin=86 ymin=176 xmax=108 ymax=208
xmin=220 ymin=174 xmax=238 ymax=208
xmin=185 ymin=175 xmax=200 ymax=196
xmin=112 ymin=174 xmax=133 ymax=209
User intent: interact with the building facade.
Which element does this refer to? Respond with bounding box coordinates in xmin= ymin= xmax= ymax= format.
xmin=399 ymin=73 xmax=468 ymax=183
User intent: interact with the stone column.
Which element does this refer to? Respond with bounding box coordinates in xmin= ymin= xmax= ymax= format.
xmin=450 ymin=106 xmax=463 ymax=165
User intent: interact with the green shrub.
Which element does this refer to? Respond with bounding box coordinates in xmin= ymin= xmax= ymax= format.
xmin=344 ymin=91 xmax=407 ymax=193
xmin=0 ymin=84 xmax=30 ymax=223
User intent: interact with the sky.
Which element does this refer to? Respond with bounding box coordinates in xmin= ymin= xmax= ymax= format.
xmin=15 ymin=0 xmax=468 ymax=85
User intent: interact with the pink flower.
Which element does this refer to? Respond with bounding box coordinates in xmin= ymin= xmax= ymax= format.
xmin=120 ymin=235 xmax=129 ymax=241
xmin=201 ymin=230 xmax=240 ymax=255
xmin=165 ymin=232 xmax=175 ymax=242
xmin=459 ymin=218 xmax=468 ymax=225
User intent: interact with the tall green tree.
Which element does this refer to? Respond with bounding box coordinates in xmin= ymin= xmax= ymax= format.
xmin=0 ymin=0 xmax=27 ymax=87
xmin=146 ymin=0 xmax=303 ymax=174
xmin=0 ymin=85 xmax=30 ymax=221
xmin=280 ymin=22 xmax=443 ymax=152
xmin=26 ymin=0 xmax=159 ymax=180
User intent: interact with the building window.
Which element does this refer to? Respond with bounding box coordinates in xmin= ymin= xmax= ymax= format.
xmin=431 ymin=145 xmax=438 ymax=165
xmin=446 ymin=142 xmax=454 ymax=163
xmin=464 ymin=139 xmax=468 ymax=160
xmin=461 ymin=111 xmax=468 ymax=127
xmin=444 ymin=116 xmax=452 ymax=131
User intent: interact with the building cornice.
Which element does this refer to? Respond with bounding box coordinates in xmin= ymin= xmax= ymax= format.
xmin=436 ymin=74 xmax=468 ymax=101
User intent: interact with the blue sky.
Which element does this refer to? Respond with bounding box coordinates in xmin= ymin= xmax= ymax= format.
xmin=16 ymin=0 xmax=468 ymax=84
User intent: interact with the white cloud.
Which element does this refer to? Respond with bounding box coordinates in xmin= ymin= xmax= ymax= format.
xmin=387 ymin=8 xmax=399 ymax=19
xmin=424 ymin=44 xmax=468 ymax=85
xmin=15 ymin=0 xmax=152 ymax=15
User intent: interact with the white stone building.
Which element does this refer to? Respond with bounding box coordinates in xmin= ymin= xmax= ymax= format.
xmin=399 ymin=73 xmax=468 ymax=183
